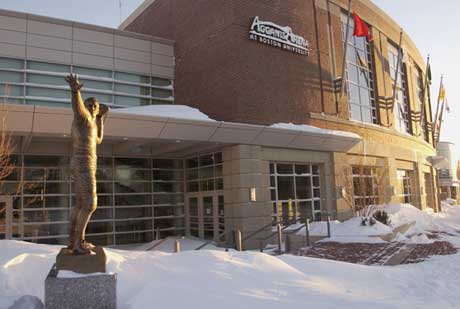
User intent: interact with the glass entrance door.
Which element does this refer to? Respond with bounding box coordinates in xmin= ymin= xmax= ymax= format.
xmin=202 ymin=196 xmax=214 ymax=240
xmin=0 ymin=196 xmax=12 ymax=239
xmin=188 ymin=196 xmax=200 ymax=237
xmin=186 ymin=194 xmax=224 ymax=240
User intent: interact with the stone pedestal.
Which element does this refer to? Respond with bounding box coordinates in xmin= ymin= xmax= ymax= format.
xmin=45 ymin=246 xmax=116 ymax=309
xmin=56 ymin=246 xmax=106 ymax=274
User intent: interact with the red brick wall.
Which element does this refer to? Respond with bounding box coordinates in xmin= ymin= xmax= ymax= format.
xmin=124 ymin=0 xmax=434 ymax=153
xmin=125 ymin=0 xmax=336 ymax=125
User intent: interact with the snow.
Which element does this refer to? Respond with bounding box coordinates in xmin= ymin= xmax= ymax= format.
xmin=111 ymin=105 xmax=215 ymax=121
xmin=57 ymin=271 xmax=108 ymax=278
xmin=295 ymin=217 xmax=392 ymax=243
xmin=270 ymin=122 xmax=361 ymax=139
xmin=117 ymin=237 xmax=221 ymax=252
xmin=2 ymin=203 xmax=460 ymax=308
xmin=1 ymin=240 xmax=460 ymax=309
xmin=319 ymin=236 xmax=387 ymax=244
xmin=292 ymin=203 xmax=460 ymax=245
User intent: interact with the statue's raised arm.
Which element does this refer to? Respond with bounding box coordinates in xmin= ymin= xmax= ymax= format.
xmin=65 ymin=74 xmax=90 ymax=120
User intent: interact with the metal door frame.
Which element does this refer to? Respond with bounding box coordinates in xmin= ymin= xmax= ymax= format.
xmin=185 ymin=192 xmax=222 ymax=240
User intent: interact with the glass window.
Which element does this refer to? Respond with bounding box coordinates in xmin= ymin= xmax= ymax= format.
xmin=115 ymin=83 xmax=150 ymax=95
xmin=0 ymin=57 xmax=23 ymax=69
xmin=25 ymin=100 xmax=69 ymax=108
xmin=9 ymin=154 xmax=187 ymax=246
xmin=0 ymin=57 xmax=174 ymax=109
xmin=0 ymin=85 xmax=23 ymax=97
xmin=0 ymin=71 xmax=23 ymax=83
xmin=81 ymin=91 xmax=112 ymax=103
xmin=114 ymin=95 xmax=149 ymax=106
xmin=341 ymin=13 xmax=377 ymax=124
xmin=27 ymin=73 xmax=66 ymax=86
xmin=80 ymin=79 xmax=112 ymax=91
xmin=388 ymin=43 xmax=411 ymax=134
xmin=151 ymin=77 xmax=172 ymax=87
xmin=352 ymin=166 xmax=379 ymax=211
xmin=26 ymin=86 xmax=69 ymax=99
xmin=413 ymin=66 xmax=429 ymax=142
xmin=271 ymin=163 xmax=321 ymax=224
xmin=27 ymin=61 xmax=70 ymax=73
xmin=74 ymin=66 xmax=111 ymax=78
xmin=397 ymin=170 xmax=412 ymax=204
xmin=185 ymin=152 xmax=223 ymax=193
xmin=152 ymin=89 xmax=172 ymax=98
xmin=115 ymin=72 xmax=149 ymax=84
xmin=153 ymin=159 xmax=183 ymax=169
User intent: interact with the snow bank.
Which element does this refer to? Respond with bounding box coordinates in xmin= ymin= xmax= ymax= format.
xmin=270 ymin=123 xmax=360 ymax=139
xmin=294 ymin=203 xmax=460 ymax=244
xmin=295 ymin=217 xmax=392 ymax=243
xmin=371 ymin=203 xmax=460 ymax=244
xmin=1 ymin=240 xmax=460 ymax=309
xmin=111 ymin=105 xmax=215 ymax=121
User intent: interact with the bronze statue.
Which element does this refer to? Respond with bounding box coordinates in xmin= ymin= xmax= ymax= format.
xmin=65 ymin=74 xmax=109 ymax=255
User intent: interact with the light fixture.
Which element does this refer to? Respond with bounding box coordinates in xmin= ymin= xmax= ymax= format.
xmin=123 ymin=137 xmax=129 ymax=141
xmin=63 ymin=134 xmax=68 ymax=138
xmin=175 ymin=140 xmax=181 ymax=143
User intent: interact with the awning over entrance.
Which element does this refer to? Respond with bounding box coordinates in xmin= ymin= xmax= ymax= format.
xmin=2 ymin=104 xmax=361 ymax=153
xmin=429 ymin=155 xmax=449 ymax=169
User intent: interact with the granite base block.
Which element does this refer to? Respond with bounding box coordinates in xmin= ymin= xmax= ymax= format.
xmin=45 ymin=265 xmax=117 ymax=309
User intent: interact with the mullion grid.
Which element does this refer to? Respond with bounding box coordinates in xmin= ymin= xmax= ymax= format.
xmin=388 ymin=45 xmax=411 ymax=134
xmin=397 ymin=170 xmax=412 ymax=204
xmin=414 ymin=66 xmax=429 ymax=142
xmin=352 ymin=166 xmax=379 ymax=210
xmin=8 ymin=154 xmax=187 ymax=246
xmin=0 ymin=56 xmax=174 ymax=107
xmin=269 ymin=162 xmax=322 ymax=225
xmin=341 ymin=13 xmax=377 ymax=124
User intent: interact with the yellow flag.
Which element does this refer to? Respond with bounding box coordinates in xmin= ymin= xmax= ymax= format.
xmin=439 ymin=84 xmax=446 ymax=101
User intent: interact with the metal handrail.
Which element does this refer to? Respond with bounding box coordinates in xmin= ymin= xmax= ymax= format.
xmin=195 ymin=229 xmax=234 ymax=251
xmin=257 ymin=218 xmax=305 ymax=242
xmin=241 ymin=221 xmax=277 ymax=243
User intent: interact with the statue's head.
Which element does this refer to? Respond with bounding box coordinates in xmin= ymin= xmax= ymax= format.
xmin=84 ymin=97 xmax=100 ymax=118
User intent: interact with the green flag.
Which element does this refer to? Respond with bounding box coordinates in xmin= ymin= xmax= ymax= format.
xmin=427 ymin=64 xmax=432 ymax=85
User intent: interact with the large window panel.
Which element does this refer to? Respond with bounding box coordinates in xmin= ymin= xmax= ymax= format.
xmin=341 ymin=13 xmax=377 ymax=124
xmin=388 ymin=43 xmax=411 ymax=134
xmin=27 ymin=73 xmax=66 ymax=86
xmin=270 ymin=163 xmax=322 ymax=224
xmin=9 ymin=154 xmax=186 ymax=246
xmin=0 ymin=56 xmax=174 ymax=108
xmin=27 ymin=61 xmax=69 ymax=73
xmin=0 ymin=71 xmax=23 ymax=83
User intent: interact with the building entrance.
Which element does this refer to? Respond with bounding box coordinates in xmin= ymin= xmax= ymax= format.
xmin=186 ymin=193 xmax=224 ymax=240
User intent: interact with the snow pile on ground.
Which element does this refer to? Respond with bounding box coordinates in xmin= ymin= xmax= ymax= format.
xmin=294 ymin=217 xmax=392 ymax=243
xmin=1 ymin=240 xmax=460 ymax=309
xmin=373 ymin=203 xmax=460 ymax=245
xmin=117 ymin=237 xmax=220 ymax=252
xmin=270 ymin=122 xmax=360 ymax=139
xmin=111 ymin=105 xmax=215 ymax=121
xmin=293 ymin=203 xmax=460 ymax=245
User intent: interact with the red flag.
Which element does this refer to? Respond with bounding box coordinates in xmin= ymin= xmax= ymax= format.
xmin=353 ymin=11 xmax=373 ymax=41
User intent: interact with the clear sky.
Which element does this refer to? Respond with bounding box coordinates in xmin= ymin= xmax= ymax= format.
xmin=372 ymin=0 xmax=460 ymax=156
xmin=0 ymin=0 xmax=458 ymax=153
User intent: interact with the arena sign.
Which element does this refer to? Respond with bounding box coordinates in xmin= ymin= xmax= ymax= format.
xmin=249 ymin=16 xmax=310 ymax=56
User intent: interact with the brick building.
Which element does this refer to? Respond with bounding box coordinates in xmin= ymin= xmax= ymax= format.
xmin=0 ymin=0 xmax=441 ymax=248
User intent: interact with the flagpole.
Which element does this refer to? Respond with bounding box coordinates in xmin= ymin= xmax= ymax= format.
xmin=339 ymin=0 xmax=352 ymax=97
xmin=419 ymin=55 xmax=430 ymax=136
xmin=391 ymin=29 xmax=405 ymax=120
xmin=436 ymin=98 xmax=446 ymax=145
xmin=433 ymin=75 xmax=444 ymax=141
